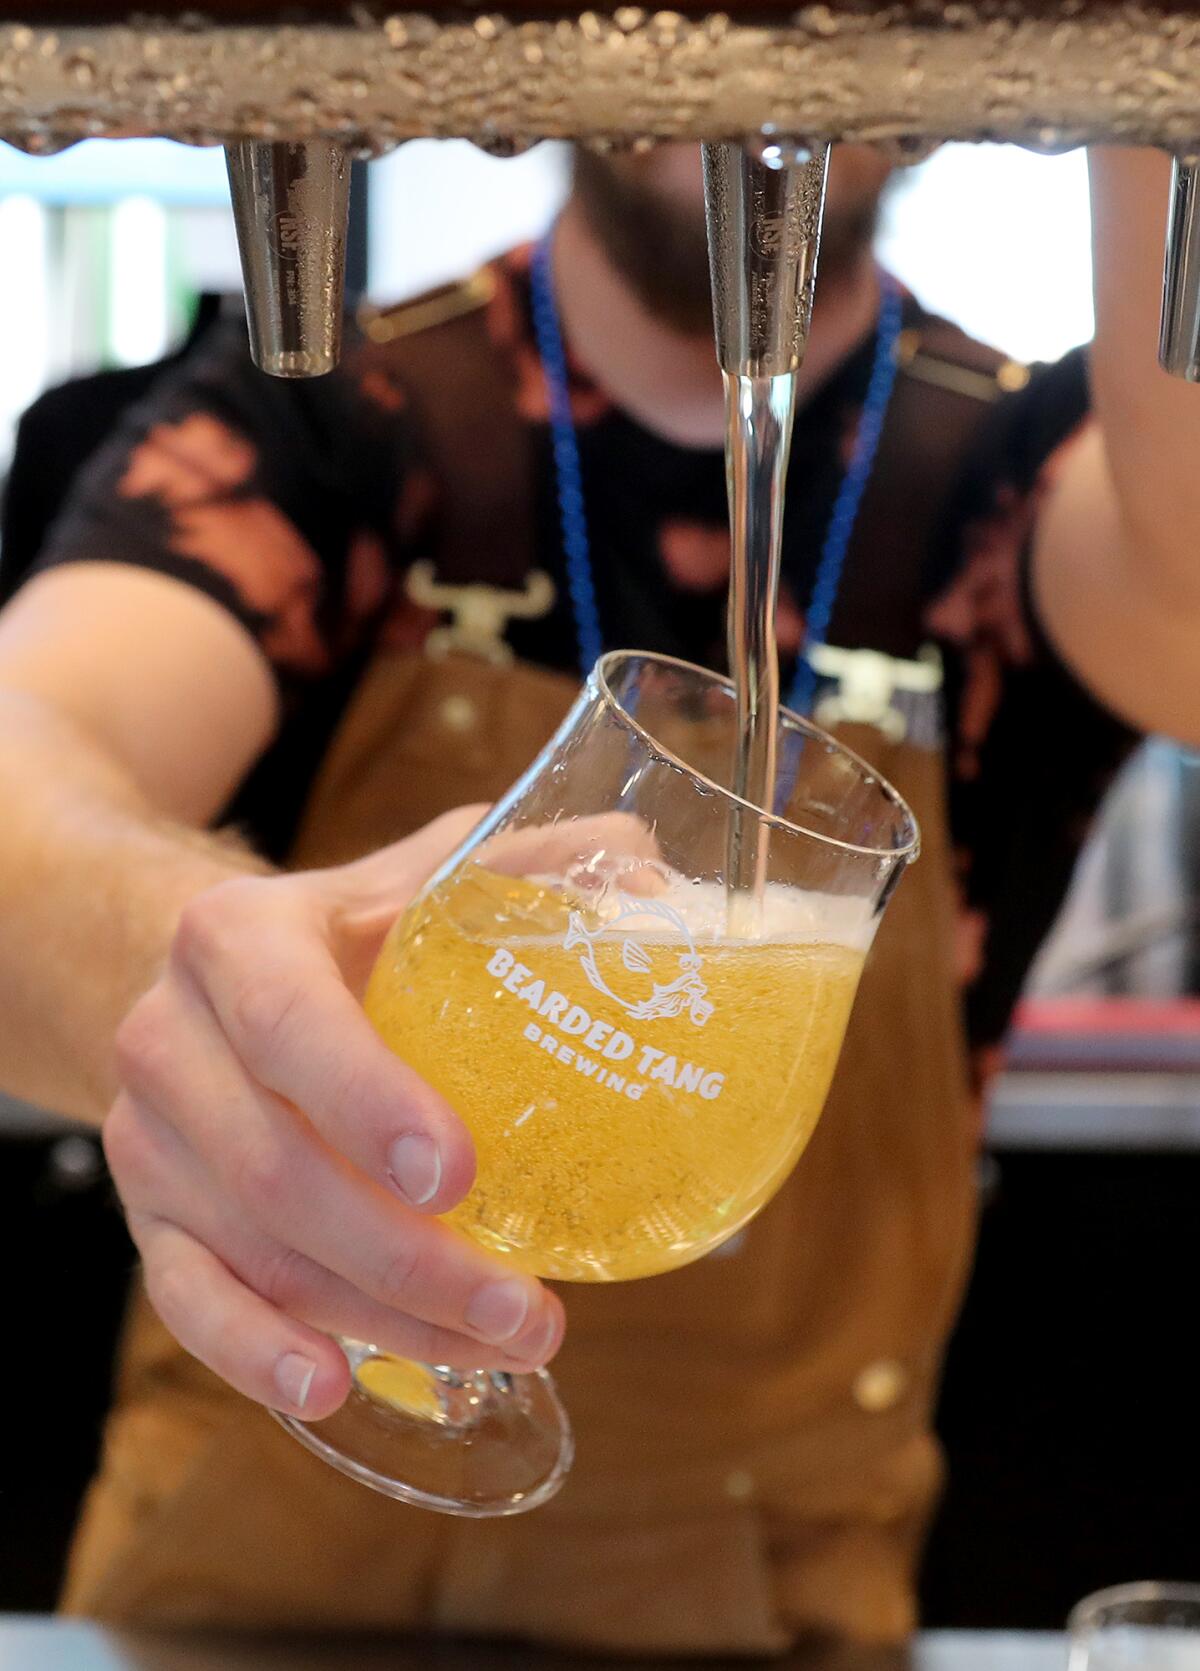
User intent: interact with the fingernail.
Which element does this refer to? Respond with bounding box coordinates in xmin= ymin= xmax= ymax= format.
xmin=510 ymin=1307 xmax=561 ymax=1367
xmin=464 ymin=1278 xmax=532 ymax=1345
xmin=387 ymin=1134 xmax=442 ymax=1206
xmin=275 ymin=1352 xmax=317 ymax=1411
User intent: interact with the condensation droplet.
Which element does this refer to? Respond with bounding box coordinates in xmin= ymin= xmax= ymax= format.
xmin=62 ymin=49 xmax=97 ymax=89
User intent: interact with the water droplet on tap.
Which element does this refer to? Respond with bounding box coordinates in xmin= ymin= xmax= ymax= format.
xmin=797 ymin=5 xmax=840 ymax=37
xmin=747 ymin=126 xmax=813 ymax=170
xmin=474 ymin=133 xmax=538 ymax=157
xmin=62 ymin=49 xmax=97 ymax=89
xmin=332 ymin=72 xmax=369 ymax=100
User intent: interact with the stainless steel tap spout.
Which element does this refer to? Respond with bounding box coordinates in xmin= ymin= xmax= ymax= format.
xmin=1160 ymin=155 xmax=1200 ymax=381
xmin=226 ymin=140 xmax=351 ymax=378
xmin=701 ymin=139 xmax=829 ymax=380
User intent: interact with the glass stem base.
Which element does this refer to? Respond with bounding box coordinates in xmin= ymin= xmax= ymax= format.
xmin=272 ymin=1338 xmax=573 ymax=1518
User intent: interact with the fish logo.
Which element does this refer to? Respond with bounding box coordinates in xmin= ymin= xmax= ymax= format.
xmin=563 ymin=894 xmax=713 ymax=1027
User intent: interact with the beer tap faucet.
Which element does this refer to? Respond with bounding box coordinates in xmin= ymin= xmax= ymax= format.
xmin=701 ymin=136 xmax=829 ymax=384
xmin=1159 ymin=155 xmax=1200 ymax=381
xmin=225 ymin=140 xmax=351 ymax=378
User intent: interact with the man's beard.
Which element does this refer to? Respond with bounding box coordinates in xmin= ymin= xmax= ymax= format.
xmin=572 ymin=148 xmax=715 ymax=336
xmin=571 ymin=147 xmax=885 ymax=340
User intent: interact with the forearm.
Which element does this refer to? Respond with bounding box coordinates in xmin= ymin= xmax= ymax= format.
xmin=1031 ymin=148 xmax=1200 ymax=743
xmin=1087 ymin=147 xmax=1200 ymax=613
xmin=0 ymin=689 xmax=269 ymax=1126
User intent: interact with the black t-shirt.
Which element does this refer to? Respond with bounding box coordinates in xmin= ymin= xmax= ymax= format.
xmin=11 ymin=249 xmax=1137 ymax=1079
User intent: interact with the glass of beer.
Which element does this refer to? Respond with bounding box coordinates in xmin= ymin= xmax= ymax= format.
xmin=274 ymin=650 xmax=919 ymax=1514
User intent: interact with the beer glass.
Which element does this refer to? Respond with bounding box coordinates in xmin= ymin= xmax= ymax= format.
xmin=1070 ymin=1586 xmax=1200 ymax=1671
xmin=275 ymin=650 xmax=919 ymax=1514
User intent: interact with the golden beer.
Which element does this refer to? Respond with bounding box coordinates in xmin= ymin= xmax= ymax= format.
xmin=366 ymin=865 xmax=864 ymax=1282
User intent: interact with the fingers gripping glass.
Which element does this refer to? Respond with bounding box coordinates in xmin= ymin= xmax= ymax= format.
xmin=274 ymin=651 xmax=919 ymax=1515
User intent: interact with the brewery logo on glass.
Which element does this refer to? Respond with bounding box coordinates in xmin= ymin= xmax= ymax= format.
xmin=564 ymin=894 xmax=713 ymax=1026
xmin=482 ymin=889 xmax=725 ymax=1106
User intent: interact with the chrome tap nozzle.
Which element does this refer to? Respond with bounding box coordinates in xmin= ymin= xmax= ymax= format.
xmin=701 ymin=138 xmax=830 ymax=379
xmin=1160 ymin=154 xmax=1200 ymax=381
xmin=225 ymin=140 xmax=351 ymax=378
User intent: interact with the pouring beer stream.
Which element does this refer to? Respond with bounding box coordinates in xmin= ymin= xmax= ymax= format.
xmin=702 ymin=138 xmax=829 ymax=935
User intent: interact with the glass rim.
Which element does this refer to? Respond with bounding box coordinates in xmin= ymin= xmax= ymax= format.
xmin=1069 ymin=1583 xmax=1200 ymax=1634
xmin=593 ymin=649 xmax=921 ymax=862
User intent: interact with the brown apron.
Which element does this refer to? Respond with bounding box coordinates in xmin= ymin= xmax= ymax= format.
xmin=61 ymin=661 xmax=972 ymax=1655
xmin=61 ymin=287 xmax=996 ymax=1657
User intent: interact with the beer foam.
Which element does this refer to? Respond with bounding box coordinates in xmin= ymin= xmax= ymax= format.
xmin=612 ymin=878 xmax=873 ymax=949
xmin=522 ymin=873 xmax=876 ymax=951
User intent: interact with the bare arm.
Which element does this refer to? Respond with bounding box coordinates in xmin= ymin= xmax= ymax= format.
xmin=0 ymin=563 xmax=277 ymax=1121
xmin=0 ymin=562 xmax=562 ymax=1417
xmin=1035 ymin=147 xmax=1200 ymax=745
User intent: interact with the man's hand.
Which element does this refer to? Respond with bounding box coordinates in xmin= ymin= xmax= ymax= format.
xmin=103 ymin=807 xmax=565 ymax=1422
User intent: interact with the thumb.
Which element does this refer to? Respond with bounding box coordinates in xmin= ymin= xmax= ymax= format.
xmin=313 ymin=802 xmax=491 ymax=944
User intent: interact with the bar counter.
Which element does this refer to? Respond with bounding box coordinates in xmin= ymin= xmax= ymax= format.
xmin=0 ymin=1627 xmax=1067 ymax=1671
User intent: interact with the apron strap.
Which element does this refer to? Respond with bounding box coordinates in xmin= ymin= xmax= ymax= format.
xmin=829 ymin=312 xmax=1020 ymax=660
xmin=359 ymin=273 xmax=535 ymax=590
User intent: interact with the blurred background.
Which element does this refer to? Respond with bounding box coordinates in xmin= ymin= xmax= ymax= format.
xmin=1 ymin=137 xmax=1197 ymax=1623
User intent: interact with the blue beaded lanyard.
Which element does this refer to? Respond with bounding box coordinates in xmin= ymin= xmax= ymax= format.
xmin=529 ymin=233 xmax=905 ymax=712
xmin=530 ymin=236 xmax=604 ymax=675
